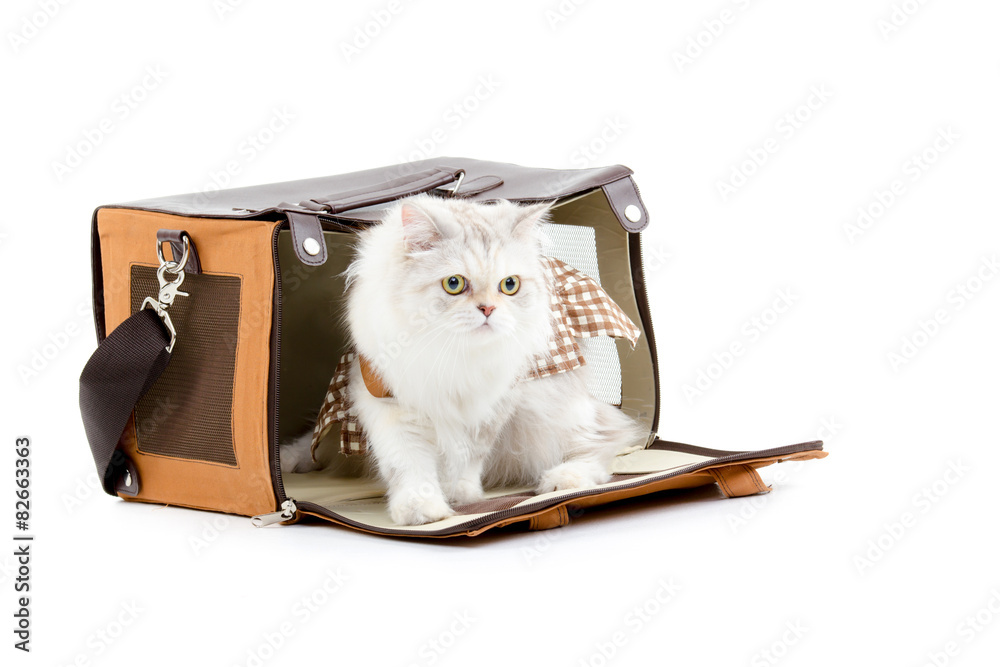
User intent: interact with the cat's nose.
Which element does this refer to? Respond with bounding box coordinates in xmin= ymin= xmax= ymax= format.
xmin=478 ymin=304 xmax=496 ymax=317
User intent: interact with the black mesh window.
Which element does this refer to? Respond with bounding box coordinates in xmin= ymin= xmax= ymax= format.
xmin=129 ymin=265 xmax=242 ymax=466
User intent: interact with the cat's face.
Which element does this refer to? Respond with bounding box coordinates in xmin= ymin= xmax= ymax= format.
xmin=383 ymin=196 xmax=552 ymax=351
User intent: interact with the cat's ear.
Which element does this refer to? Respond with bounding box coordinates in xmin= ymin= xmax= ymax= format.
xmin=512 ymin=203 xmax=551 ymax=239
xmin=400 ymin=202 xmax=442 ymax=251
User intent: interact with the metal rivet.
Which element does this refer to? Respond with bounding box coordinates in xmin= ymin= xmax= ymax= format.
xmin=624 ymin=205 xmax=642 ymax=223
xmin=302 ymin=237 xmax=321 ymax=256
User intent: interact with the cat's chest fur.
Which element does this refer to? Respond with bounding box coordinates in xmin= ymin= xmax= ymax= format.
xmin=389 ymin=346 xmax=524 ymax=429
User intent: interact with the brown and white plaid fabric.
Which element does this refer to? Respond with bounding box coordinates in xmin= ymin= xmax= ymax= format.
xmin=535 ymin=255 xmax=640 ymax=377
xmin=310 ymin=256 xmax=641 ymax=457
xmin=310 ymin=351 xmax=368 ymax=456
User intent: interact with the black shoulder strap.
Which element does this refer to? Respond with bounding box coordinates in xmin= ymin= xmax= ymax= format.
xmin=79 ymin=308 xmax=172 ymax=496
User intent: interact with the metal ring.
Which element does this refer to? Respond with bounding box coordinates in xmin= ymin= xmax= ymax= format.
xmin=157 ymin=235 xmax=191 ymax=272
xmin=160 ymin=261 xmax=182 ymax=275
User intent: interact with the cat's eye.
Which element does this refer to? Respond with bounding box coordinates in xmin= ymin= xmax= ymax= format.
xmin=442 ymin=275 xmax=467 ymax=295
xmin=499 ymin=276 xmax=520 ymax=295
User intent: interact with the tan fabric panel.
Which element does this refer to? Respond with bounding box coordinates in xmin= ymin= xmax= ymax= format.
xmin=97 ymin=208 xmax=279 ymax=516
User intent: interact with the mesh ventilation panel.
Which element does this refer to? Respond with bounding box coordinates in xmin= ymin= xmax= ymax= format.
xmin=540 ymin=222 xmax=624 ymax=405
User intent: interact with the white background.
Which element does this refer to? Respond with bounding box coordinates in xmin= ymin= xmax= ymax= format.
xmin=2 ymin=1 xmax=998 ymax=665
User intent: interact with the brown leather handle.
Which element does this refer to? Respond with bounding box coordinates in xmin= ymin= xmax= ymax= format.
xmin=279 ymin=167 xmax=472 ymax=267
xmin=299 ymin=167 xmax=466 ymax=214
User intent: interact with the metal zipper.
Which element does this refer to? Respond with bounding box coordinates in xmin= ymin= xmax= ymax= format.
xmin=251 ymin=499 xmax=297 ymax=527
xmin=264 ymin=217 xmax=359 ymax=516
xmin=269 ymin=223 xmax=287 ymax=504
xmin=261 ymin=441 xmax=822 ymax=536
xmin=632 ymin=232 xmax=661 ymax=435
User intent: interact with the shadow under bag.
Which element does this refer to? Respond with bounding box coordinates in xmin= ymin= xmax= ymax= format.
xmin=80 ymin=157 xmax=826 ymax=537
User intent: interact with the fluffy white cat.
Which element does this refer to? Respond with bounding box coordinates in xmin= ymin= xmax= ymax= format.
xmin=281 ymin=195 xmax=643 ymax=525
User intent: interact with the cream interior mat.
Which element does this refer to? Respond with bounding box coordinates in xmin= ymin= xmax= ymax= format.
xmin=282 ymin=447 xmax=713 ymax=532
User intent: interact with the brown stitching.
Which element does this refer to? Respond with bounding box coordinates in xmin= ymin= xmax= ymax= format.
xmin=742 ymin=464 xmax=769 ymax=494
xmin=710 ymin=468 xmax=735 ymax=497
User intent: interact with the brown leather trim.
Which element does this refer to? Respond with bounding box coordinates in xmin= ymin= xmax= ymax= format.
xmin=629 ymin=232 xmax=660 ymax=432
xmin=709 ymin=464 xmax=771 ymax=498
xmin=91 ymin=208 xmax=107 ymax=341
xmin=528 ymin=504 xmax=571 ymax=531
xmin=156 ymin=229 xmax=201 ymax=274
xmin=602 ymin=176 xmax=649 ymax=232
xmin=650 ymin=439 xmax=823 ymax=459
xmin=286 ymin=211 xmax=328 ymax=267
xmin=94 ymin=158 xmax=642 ymax=230
xmin=456 ymin=175 xmax=503 ymax=197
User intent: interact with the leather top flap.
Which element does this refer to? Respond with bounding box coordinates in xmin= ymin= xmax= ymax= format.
xmin=103 ymin=158 xmax=645 ymax=229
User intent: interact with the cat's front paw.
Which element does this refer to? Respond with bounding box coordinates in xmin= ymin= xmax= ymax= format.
xmin=446 ymin=478 xmax=485 ymax=506
xmin=279 ymin=436 xmax=322 ymax=474
xmin=388 ymin=485 xmax=455 ymax=526
xmin=536 ymin=461 xmax=610 ymax=494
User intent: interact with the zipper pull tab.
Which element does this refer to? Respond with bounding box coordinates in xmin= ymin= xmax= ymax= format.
xmin=251 ymin=499 xmax=297 ymax=527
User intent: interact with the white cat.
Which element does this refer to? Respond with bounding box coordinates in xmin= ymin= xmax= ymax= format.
xmin=281 ymin=195 xmax=644 ymax=525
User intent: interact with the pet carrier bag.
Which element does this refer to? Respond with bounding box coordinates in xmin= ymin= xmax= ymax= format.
xmin=79 ymin=158 xmax=826 ymax=536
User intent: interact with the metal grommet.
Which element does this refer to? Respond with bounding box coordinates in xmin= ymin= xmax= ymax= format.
xmin=624 ymin=205 xmax=642 ymax=223
xmin=302 ymin=237 xmax=322 ymax=256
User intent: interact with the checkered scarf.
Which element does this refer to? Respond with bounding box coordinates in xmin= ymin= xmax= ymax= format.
xmin=310 ymin=256 xmax=641 ymax=457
